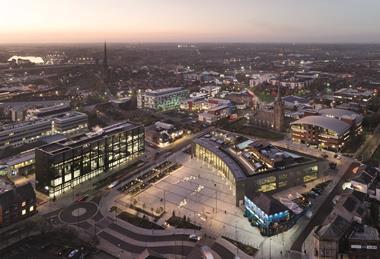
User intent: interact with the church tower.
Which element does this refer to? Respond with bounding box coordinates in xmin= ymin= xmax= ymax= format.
xmin=274 ymin=85 xmax=285 ymax=131
xmin=103 ymin=41 xmax=109 ymax=81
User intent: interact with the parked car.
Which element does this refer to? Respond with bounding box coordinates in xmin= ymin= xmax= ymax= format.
xmin=188 ymin=234 xmax=201 ymax=242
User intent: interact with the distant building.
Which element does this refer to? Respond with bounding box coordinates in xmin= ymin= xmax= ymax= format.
xmin=0 ymin=119 xmax=53 ymax=149
xmin=0 ymin=178 xmax=37 ymax=227
xmin=290 ymin=108 xmax=363 ymax=152
xmin=137 ymin=87 xmax=189 ymax=111
xmin=10 ymin=106 xmax=25 ymax=122
xmin=291 ymin=116 xmax=351 ymax=152
xmin=35 ymin=121 xmax=144 ymax=198
xmin=333 ymin=88 xmax=375 ymax=109
xmin=0 ymin=111 xmax=88 ymax=150
xmin=51 ymin=111 xmax=88 ymax=136
xmin=250 ymin=86 xmax=285 ymax=131
xmin=198 ymin=104 xmax=232 ymax=124
xmin=199 ymin=85 xmax=221 ymax=97
xmin=282 ymin=96 xmax=311 ymax=110
xmin=26 ymin=103 xmax=71 ymax=119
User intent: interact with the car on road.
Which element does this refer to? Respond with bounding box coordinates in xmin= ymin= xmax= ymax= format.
xmin=67 ymin=249 xmax=79 ymax=258
xmin=107 ymin=180 xmax=119 ymax=189
xmin=188 ymin=234 xmax=201 ymax=242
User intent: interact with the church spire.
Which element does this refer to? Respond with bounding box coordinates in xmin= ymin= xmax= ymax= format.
xmin=103 ymin=41 xmax=108 ymax=73
xmin=276 ymin=84 xmax=282 ymax=102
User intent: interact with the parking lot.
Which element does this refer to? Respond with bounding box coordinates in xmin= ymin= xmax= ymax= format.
xmin=118 ymin=153 xmax=265 ymax=248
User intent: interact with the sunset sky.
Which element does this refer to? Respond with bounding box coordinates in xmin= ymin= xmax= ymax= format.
xmin=1 ymin=0 xmax=380 ymax=43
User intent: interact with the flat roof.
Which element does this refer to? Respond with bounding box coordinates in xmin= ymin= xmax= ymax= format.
xmin=38 ymin=121 xmax=141 ymax=155
xmin=144 ymin=87 xmax=186 ymax=96
xmin=318 ymin=108 xmax=363 ymax=123
xmin=349 ymin=225 xmax=379 ymax=241
xmin=291 ymin=115 xmax=351 ymax=135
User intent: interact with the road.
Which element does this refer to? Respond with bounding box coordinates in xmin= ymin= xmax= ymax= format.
xmin=99 ymin=231 xmax=194 ymax=256
xmin=290 ymin=161 xmax=359 ymax=254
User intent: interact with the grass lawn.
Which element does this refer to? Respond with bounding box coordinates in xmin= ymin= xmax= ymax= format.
xmin=166 ymin=216 xmax=201 ymax=230
xmin=218 ymin=118 xmax=284 ymax=140
xmin=222 ymin=236 xmax=258 ymax=256
xmin=253 ymin=89 xmax=275 ymax=103
xmin=117 ymin=211 xmax=164 ymax=230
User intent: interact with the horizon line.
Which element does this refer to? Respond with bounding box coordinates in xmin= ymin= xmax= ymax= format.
xmin=1 ymin=41 xmax=380 ymax=46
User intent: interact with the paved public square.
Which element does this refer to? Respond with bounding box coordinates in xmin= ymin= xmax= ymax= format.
xmin=119 ymin=153 xmax=266 ymax=250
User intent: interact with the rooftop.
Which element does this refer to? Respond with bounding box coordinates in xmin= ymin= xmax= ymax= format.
xmin=349 ymin=225 xmax=380 ymax=241
xmin=51 ymin=111 xmax=88 ymax=122
xmin=38 ymin=121 xmax=140 ymax=155
xmin=246 ymin=192 xmax=289 ymax=215
xmin=291 ymin=115 xmax=351 ymax=135
xmin=318 ymin=108 xmax=363 ymax=123
xmin=144 ymin=87 xmax=187 ymax=96
xmin=315 ymin=215 xmax=351 ymax=241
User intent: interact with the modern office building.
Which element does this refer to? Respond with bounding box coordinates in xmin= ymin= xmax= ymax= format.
xmin=35 ymin=121 xmax=144 ymax=198
xmin=318 ymin=108 xmax=363 ymax=135
xmin=26 ymin=103 xmax=71 ymax=119
xmin=0 ymin=178 xmax=37 ymax=227
xmin=0 ymin=119 xmax=52 ymax=149
xmin=191 ymin=131 xmax=328 ymax=206
xmin=137 ymin=87 xmax=189 ymax=111
xmin=51 ymin=111 xmax=88 ymax=136
xmin=0 ymin=111 xmax=88 ymax=150
xmin=333 ymin=88 xmax=375 ymax=108
xmin=290 ymin=114 xmax=354 ymax=152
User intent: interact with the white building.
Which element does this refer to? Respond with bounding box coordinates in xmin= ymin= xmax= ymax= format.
xmin=137 ymin=87 xmax=189 ymax=111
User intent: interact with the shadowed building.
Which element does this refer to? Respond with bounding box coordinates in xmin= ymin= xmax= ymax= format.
xmin=0 ymin=178 xmax=37 ymax=227
xmin=250 ymin=86 xmax=285 ymax=132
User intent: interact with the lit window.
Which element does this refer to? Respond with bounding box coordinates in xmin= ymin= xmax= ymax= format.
xmin=22 ymin=201 xmax=26 ymax=207
xmin=29 ymin=206 xmax=34 ymax=212
xmin=22 ymin=209 xmax=26 ymax=215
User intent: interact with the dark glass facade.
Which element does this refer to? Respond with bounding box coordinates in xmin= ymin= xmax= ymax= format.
xmin=35 ymin=123 xmax=144 ymax=198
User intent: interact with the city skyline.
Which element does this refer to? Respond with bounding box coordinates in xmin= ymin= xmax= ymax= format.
xmin=1 ymin=0 xmax=380 ymax=44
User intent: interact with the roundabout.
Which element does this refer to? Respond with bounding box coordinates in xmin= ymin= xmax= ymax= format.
xmin=59 ymin=201 xmax=99 ymax=224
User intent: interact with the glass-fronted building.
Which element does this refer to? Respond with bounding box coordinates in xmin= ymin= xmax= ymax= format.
xmin=35 ymin=121 xmax=144 ymax=198
xmin=192 ymin=135 xmax=327 ymax=207
xmin=244 ymin=193 xmax=293 ymax=236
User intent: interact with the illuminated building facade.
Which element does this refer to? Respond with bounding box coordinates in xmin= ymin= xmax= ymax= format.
xmin=192 ymin=135 xmax=327 ymax=206
xmin=244 ymin=193 xmax=292 ymax=236
xmin=137 ymin=87 xmax=189 ymax=111
xmin=35 ymin=121 xmax=144 ymax=198
xmin=290 ymin=115 xmax=352 ymax=152
xmin=0 ymin=111 xmax=88 ymax=150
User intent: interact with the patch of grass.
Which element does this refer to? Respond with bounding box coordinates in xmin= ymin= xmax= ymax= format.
xmin=218 ymin=118 xmax=284 ymax=140
xmin=253 ymin=89 xmax=275 ymax=103
xmin=166 ymin=216 xmax=201 ymax=230
xmin=222 ymin=236 xmax=258 ymax=256
xmin=117 ymin=211 xmax=164 ymax=230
